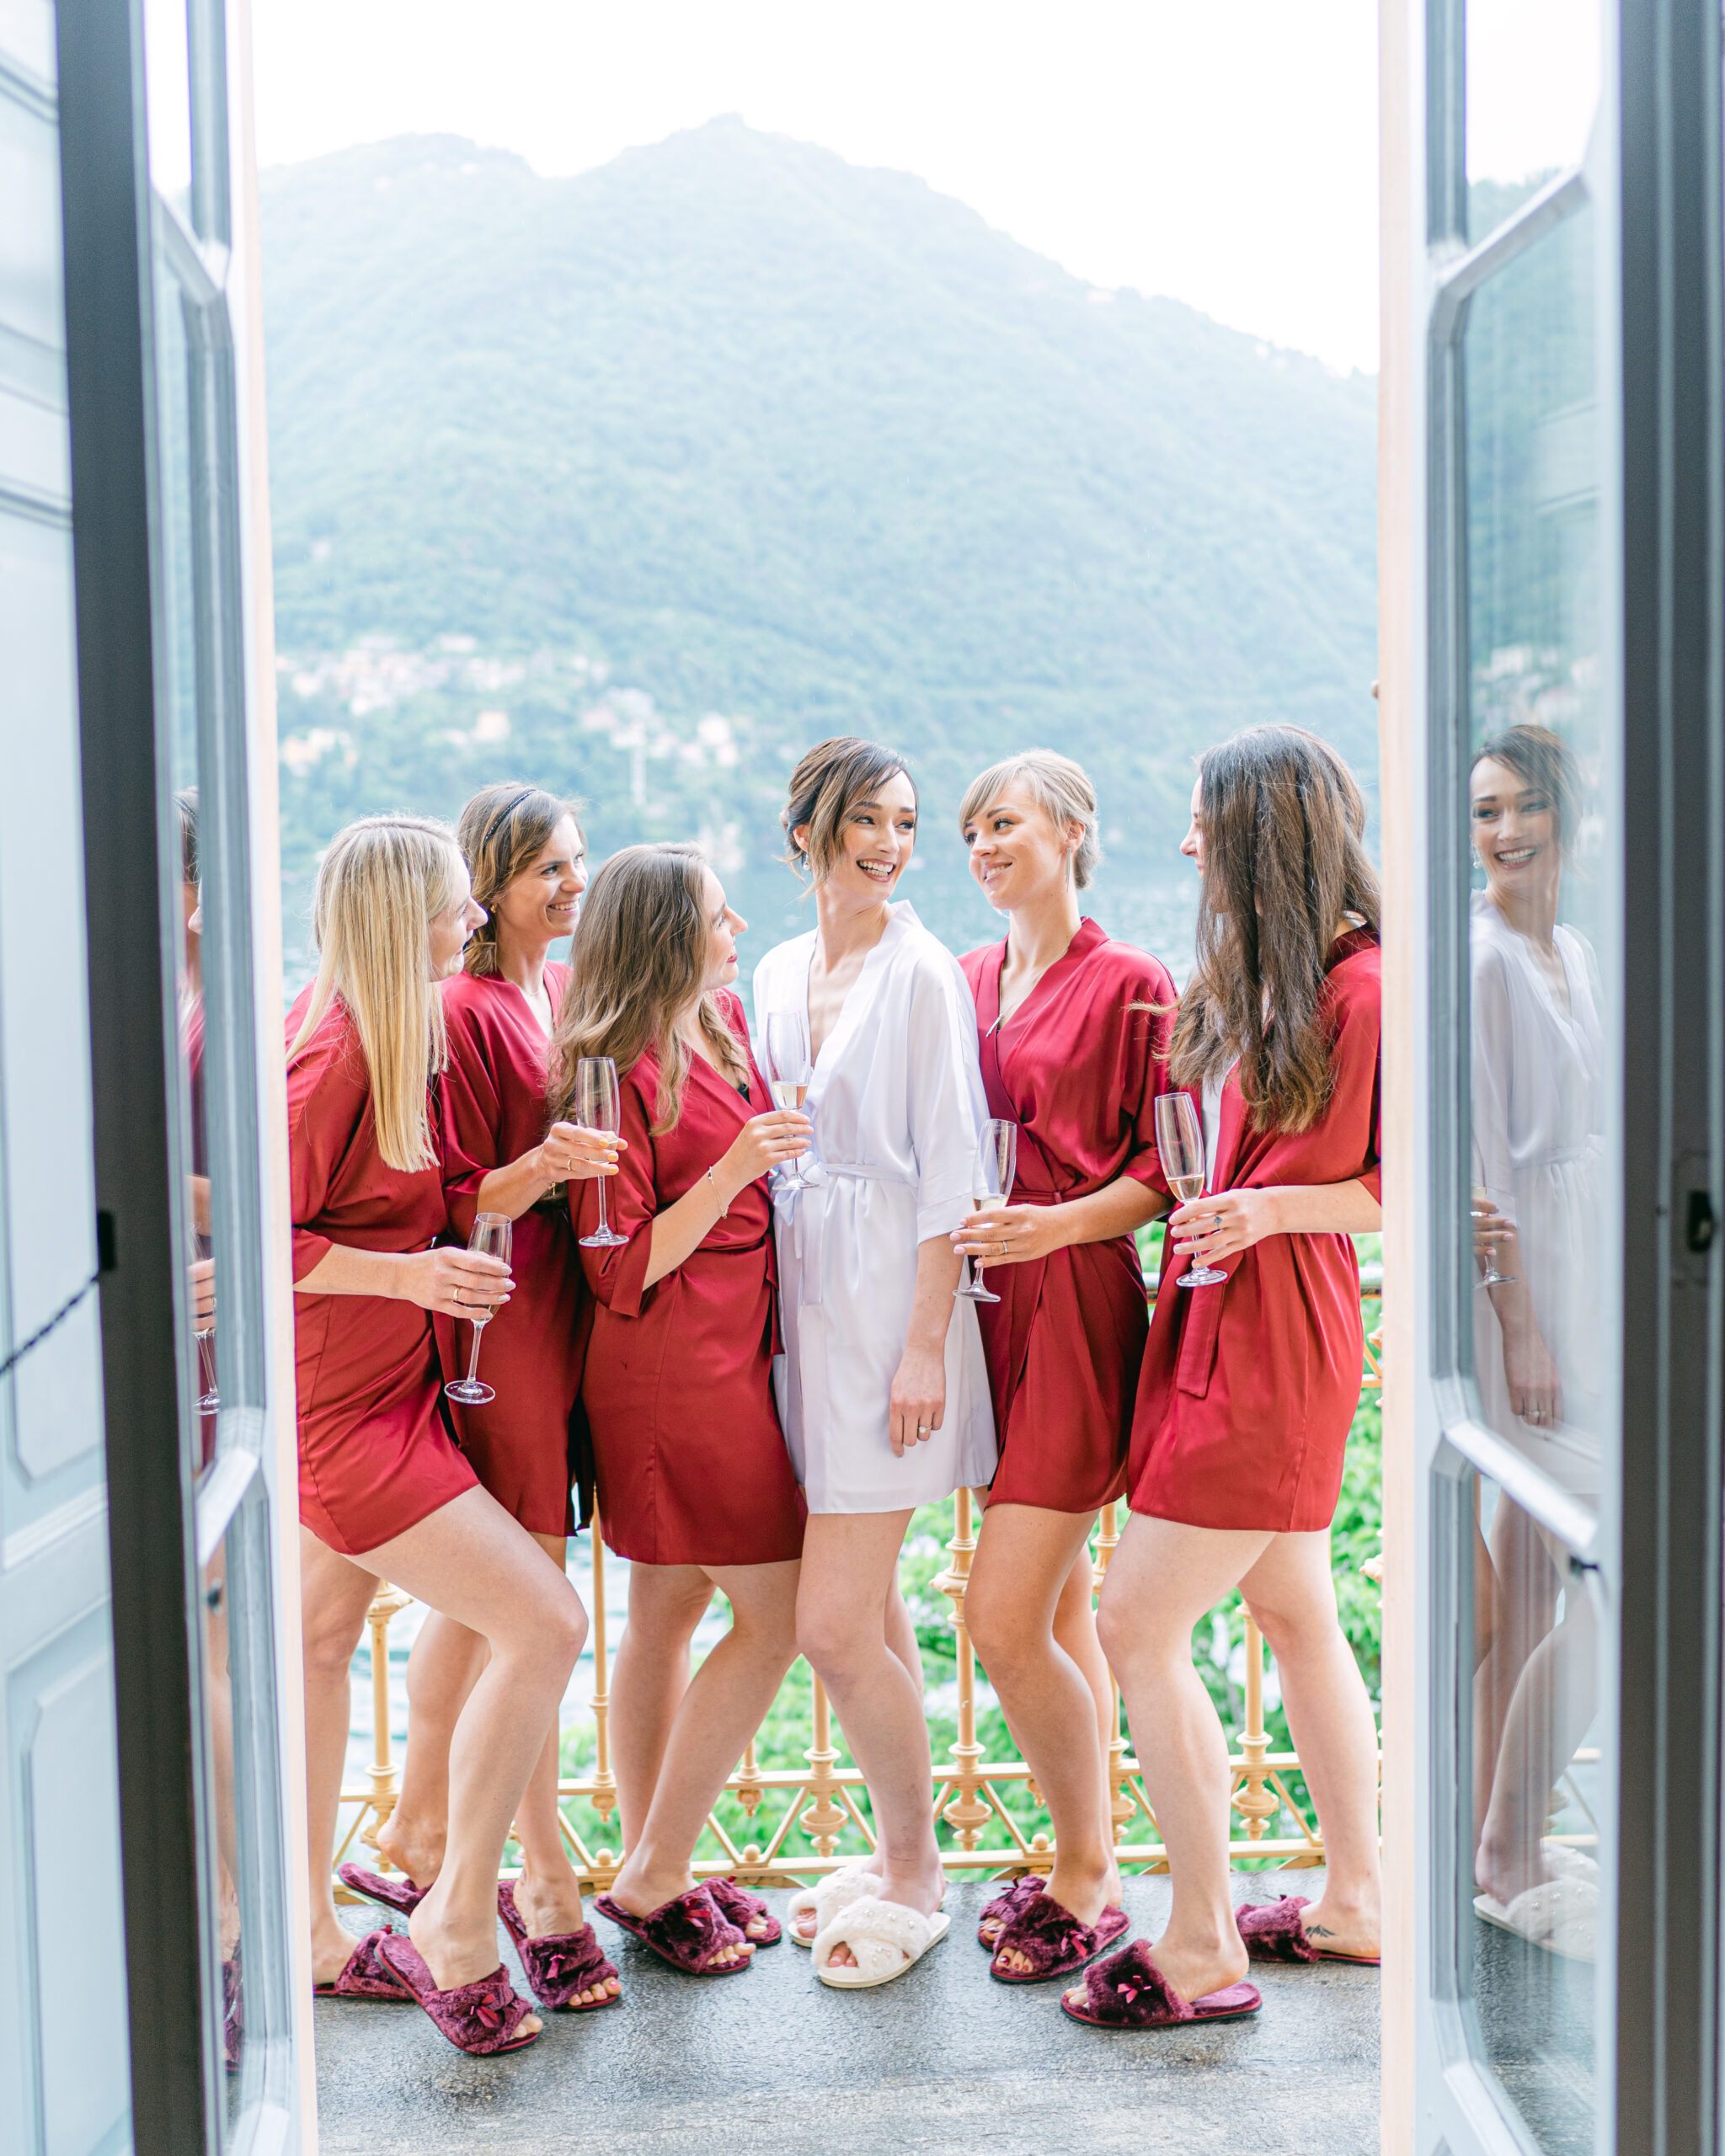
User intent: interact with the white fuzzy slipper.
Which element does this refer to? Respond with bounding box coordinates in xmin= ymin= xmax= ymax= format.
xmin=1474 ymin=1874 xmax=1596 ymax=1962
xmin=787 ymin=1862 xmax=883 ymax=1949
xmin=813 ymin=1895 xmax=950 ymax=1989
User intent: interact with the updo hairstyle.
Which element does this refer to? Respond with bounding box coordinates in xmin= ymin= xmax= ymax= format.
xmin=957 ymin=750 xmax=1102 ymax=889
xmin=781 ymin=736 xmax=915 ymax=886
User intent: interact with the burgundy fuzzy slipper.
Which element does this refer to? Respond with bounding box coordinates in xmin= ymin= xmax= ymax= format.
xmin=315 ymin=1926 xmax=413 ymax=2001
xmin=990 ymin=1892 xmax=1130 ymax=1984
xmin=375 ymin=1932 xmax=540 ymax=2055
xmin=706 ymin=1876 xmax=782 ymax=1946
xmin=496 ymin=1881 xmax=621 ymax=2011
xmin=1236 ymin=1894 xmax=1381 ymax=1967
xmin=976 ymin=1874 xmax=1044 ymax=1950
xmin=593 ymin=1885 xmax=754 ymax=1976
xmin=338 ymin=1863 xmax=427 ymax=1918
xmin=1060 ymin=1940 xmax=1262 ymax=2030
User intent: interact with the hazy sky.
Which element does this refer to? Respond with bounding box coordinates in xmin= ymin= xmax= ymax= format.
xmin=246 ymin=1 xmax=1600 ymax=378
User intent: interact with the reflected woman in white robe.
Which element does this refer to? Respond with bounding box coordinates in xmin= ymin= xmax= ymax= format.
xmin=1468 ymin=723 xmax=1603 ymax=1939
xmin=752 ymin=737 xmax=996 ymax=1986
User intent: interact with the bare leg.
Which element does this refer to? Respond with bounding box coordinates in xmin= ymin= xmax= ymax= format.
xmin=300 ymin=1528 xmax=382 ymax=1987
xmin=356 ymin=1488 xmax=585 ymax=2005
xmin=968 ymin=1506 xmax=1119 ymax=1970
xmin=884 ymin=1574 xmax=925 ymax=1697
xmin=377 ymin=1612 xmax=483 ymax=1887
xmin=798 ymin=1513 xmax=943 ymax=1967
xmin=607 ymin=1561 xmax=801 ymax=1961
xmin=609 ymin=1563 xmax=716 ymax=1853
xmin=1242 ymin=1533 xmax=1382 ymax=1956
xmin=1476 ymin=1567 xmax=1597 ymax=1906
xmin=1083 ymin=1514 xmax=1269 ymax=2007
xmin=1473 ymin=1499 xmax=1559 ymax=1836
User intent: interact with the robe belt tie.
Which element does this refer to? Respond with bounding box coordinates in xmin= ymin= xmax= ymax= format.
xmin=775 ymin=1161 xmax=916 ymax=1306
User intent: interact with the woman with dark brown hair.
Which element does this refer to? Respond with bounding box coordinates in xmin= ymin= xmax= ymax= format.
xmin=752 ymin=737 xmax=996 ymax=1988
xmin=553 ymin=843 xmax=813 ymax=1977
xmin=342 ymin=783 xmax=624 ymax=2012
xmin=1064 ymin=725 xmax=1383 ymax=2033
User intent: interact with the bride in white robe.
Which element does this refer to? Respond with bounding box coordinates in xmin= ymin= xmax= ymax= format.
xmin=749 ymin=738 xmax=996 ymax=1989
xmin=754 ymin=905 xmax=997 ymax=1511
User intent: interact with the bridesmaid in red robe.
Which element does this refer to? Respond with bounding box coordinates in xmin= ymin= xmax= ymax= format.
xmin=358 ymin=786 xmax=622 ymax=2012
xmin=552 ymin=843 xmax=811 ymax=1976
xmin=1065 ymin=728 xmax=1383 ymax=2033
xmin=292 ymin=814 xmax=586 ymax=2055
xmin=948 ymin=751 xmax=1176 ymax=1986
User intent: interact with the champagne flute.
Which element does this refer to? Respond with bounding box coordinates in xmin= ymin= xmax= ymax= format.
xmin=576 ymin=1056 xmax=628 ymax=1248
xmin=955 ymin=1118 xmax=1018 ymax=1303
xmin=1155 ymin=1091 xmax=1228 ymax=1287
xmin=1471 ymin=1185 xmax=1517 ymax=1287
xmin=445 ymin=1213 xmax=511 ymax=1405
xmin=763 ymin=1009 xmax=814 ymax=1190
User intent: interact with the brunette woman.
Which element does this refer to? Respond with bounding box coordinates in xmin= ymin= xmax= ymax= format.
xmin=555 ymin=844 xmax=811 ymax=1977
xmin=752 ymin=738 xmax=996 ymax=1988
xmin=292 ymin=814 xmax=585 ymax=2055
xmin=948 ymin=751 xmax=1175 ymax=1985
xmin=344 ymin=785 xmax=622 ymax=2012
xmin=1064 ymin=728 xmax=1381 ymax=2033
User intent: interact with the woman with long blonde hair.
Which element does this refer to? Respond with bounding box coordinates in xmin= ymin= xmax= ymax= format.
xmin=557 ymin=844 xmax=813 ymax=1977
xmin=1065 ymin=728 xmax=1383 ymax=2032
xmin=339 ymin=786 xmax=623 ymax=2013
xmin=291 ymin=814 xmax=585 ymax=2054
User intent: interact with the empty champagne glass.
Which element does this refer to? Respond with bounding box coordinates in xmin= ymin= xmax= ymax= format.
xmin=956 ymin=1118 xmax=1018 ymax=1303
xmin=763 ymin=1008 xmax=814 ymax=1189
xmin=576 ymin=1056 xmax=628 ymax=1248
xmin=445 ymin=1212 xmax=511 ymax=1405
xmin=1155 ymin=1091 xmax=1228 ymax=1287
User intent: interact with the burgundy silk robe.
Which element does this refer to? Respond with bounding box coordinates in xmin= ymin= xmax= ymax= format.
xmin=1128 ymin=930 xmax=1382 ymax=1533
xmin=575 ymin=990 xmax=804 ymax=1568
xmin=960 ymin=916 xmax=1176 ymax=1511
xmin=287 ymin=990 xmax=474 ymax=1556
xmin=435 ymin=963 xmax=588 ymax=1537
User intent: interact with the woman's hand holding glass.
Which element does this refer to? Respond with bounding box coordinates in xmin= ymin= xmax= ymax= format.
xmin=718 ymin=1108 xmax=813 ymax=1193
xmin=1167 ymin=1185 xmax=1276 ymax=1267
xmin=397 ymin=1243 xmax=515 ymax=1319
xmin=538 ymin=1118 xmax=624 ymax=1185
xmin=951 ymin=1202 xmax=1066 ymax=1269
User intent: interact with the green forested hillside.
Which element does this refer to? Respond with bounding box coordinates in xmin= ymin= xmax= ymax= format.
xmin=261 ymin=121 xmax=1377 ymax=981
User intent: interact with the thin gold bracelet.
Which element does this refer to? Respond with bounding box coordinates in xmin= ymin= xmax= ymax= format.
xmin=706 ymin=1166 xmax=729 ymax=1219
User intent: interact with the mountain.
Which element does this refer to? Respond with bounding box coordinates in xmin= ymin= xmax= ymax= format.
xmin=260 ymin=121 xmax=1377 ymax=979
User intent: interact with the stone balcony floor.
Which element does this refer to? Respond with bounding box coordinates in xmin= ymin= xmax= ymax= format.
xmin=314 ymin=1867 xmax=1379 ymax=2156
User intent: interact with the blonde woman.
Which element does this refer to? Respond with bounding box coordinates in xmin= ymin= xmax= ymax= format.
xmin=952 ymin=751 xmax=1176 ymax=1986
xmin=291 ymin=814 xmax=586 ymax=2054
xmin=751 ymin=737 xmax=996 ymax=1988
xmin=552 ymin=845 xmax=812 ymax=1977
xmin=343 ymin=786 xmax=622 ymax=2013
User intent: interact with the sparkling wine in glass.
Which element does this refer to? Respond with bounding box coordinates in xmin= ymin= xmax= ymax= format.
xmin=446 ymin=1213 xmax=511 ymax=1406
xmin=1471 ymin=1185 xmax=1517 ymax=1287
xmin=1155 ymin=1091 xmax=1228 ymax=1287
xmin=763 ymin=1009 xmax=814 ymax=1190
xmin=956 ymin=1119 xmax=1017 ymax=1304
xmin=576 ymin=1057 xmax=628 ymax=1248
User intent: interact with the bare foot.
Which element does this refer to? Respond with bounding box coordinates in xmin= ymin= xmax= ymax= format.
xmin=312 ymin=1919 xmax=361 ymax=1991
xmin=825 ymin=1865 xmax=943 ymax=1972
xmin=608 ymin=1870 xmax=752 ymax=1970
xmin=1476 ymin=1831 xmax=1558 ymax=1912
xmin=1061 ymin=1928 xmax=1247 ymax=2014
xmin=1293 ymin=1896 xmax=1381 ymax=1961
xmin=409 ymin=1898 xmax=542 ymax=2036
xmin=374 ymin=1812 xmax=444 ymax=1892
xmin=514 ymin=1865 xmax=622 ymax=2006
xmin=991 ymin=1864 xmax=1117 ymax=1977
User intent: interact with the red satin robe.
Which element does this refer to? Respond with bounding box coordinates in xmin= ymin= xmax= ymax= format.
xmin=1128 ymin=930 xmax=1382 ymax=1533
xmin=575 ymin=991 xmax=804 ymax=1568
xmin=287 ymin=990 xmax=475 ymax=1556
xmin=960 ymin=917 xmax=1177 ymax=1511
xmin=435 ymin=963 xmax=588 ymax=1537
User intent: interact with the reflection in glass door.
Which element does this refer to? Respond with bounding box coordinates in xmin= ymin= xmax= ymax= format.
xmin=1420 ymin=4 xmax=1620 ymax=2152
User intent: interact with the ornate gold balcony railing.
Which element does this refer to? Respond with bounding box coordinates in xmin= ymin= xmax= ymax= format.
xmin=334 ymin=1294 xmax=1382 ymax=1897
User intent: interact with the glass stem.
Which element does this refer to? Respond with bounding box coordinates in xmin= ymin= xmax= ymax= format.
xmin=595 ymin=1178 xmax=611 ymax=1238
xmin=465 ymin=1321 xmax=486 ymax=1389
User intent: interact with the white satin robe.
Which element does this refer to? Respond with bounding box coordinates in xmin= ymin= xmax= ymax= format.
xmin=751 ymin=905 xmax=998 ymax=1513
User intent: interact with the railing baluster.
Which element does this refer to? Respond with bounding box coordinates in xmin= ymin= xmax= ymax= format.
xmin=937 ymin=1488 xmax=991 ymax=1848
xmin=801 ymin=1673 xmax=847 ymax=1855
xmin=361 ymin=1581 xmax=410 ymax=1860
xmin=1233 ymin=1611 xmax=1279 ymax=1840
xmin=1092 ymin=1503 xmax=1135 ymax=1844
